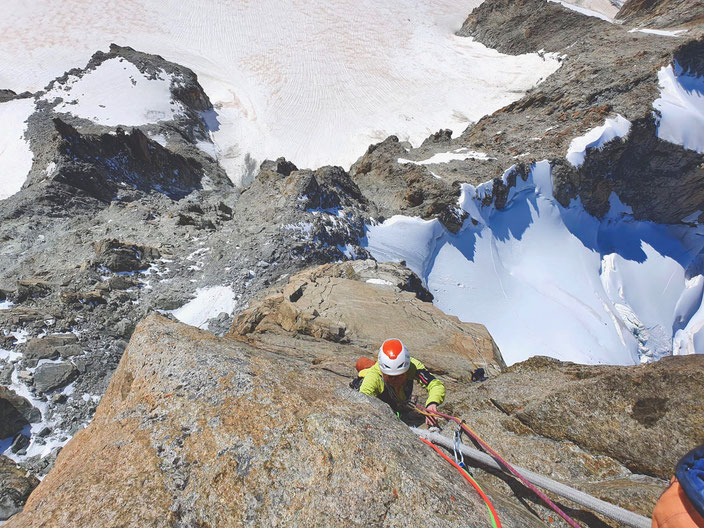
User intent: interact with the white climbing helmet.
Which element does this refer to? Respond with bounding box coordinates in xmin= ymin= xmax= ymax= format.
xmin=378 ymin=338 xmax=411 ymax=376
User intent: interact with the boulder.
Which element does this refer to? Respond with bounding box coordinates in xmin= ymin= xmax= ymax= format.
xmin=10 ymin=434 xmax=30 ymax=455
xmin=23 ymin=334 xmax=80 ymax=368
xmin=0 ymin=456 xmax=39 ymax=521
xmin=16 ymin=280 xmax=52 ymax=303
xmin=33 ymin=362 xmax=78 ymax=393
xmin=230 ymin=260 xmax=505 ymax=381
xmin=0 ymin=388 xmax=41 ymax=440
xmin=6 ymin=315 xmax=538 ymax=527
xmin=93 ymin=239 xmax=161 ymax=273
xmin=259 ymin=157 xmax=298 ymax=176
xmin=506 ymin=355 xmax=704 ymax=478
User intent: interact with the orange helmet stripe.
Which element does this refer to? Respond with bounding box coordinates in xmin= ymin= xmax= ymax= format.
xmin=382 ymin=339 xmax=404 ymax=360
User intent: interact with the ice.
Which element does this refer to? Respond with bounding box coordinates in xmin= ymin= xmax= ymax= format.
xmin=673 ymin=297 xmax=704 ymax=355
xmin=629 ymin=28 xmax=688 ymax=37
xmin=0 ymin=98 xmax=35 ymax=200
xmin=170 ymin=286 xmax=237 ymax=330
xmin=566 ymin=115 xmax=631 ymax=167
xmin=0 ymin=300 xmax=15 ymax=310
xmin=365 ymin=216 xmax=445 ymax=280
xmin=398 ymin=148 xmax=493 ymax=165
xmin=0 ymin=1 xmax=561 ymax=186
xmin=364 ymin=161 xmax=704 ymax=365
xmin=654 ymin=63 xmax=704 ymax=154
xmin=41 ymin=58 xmax=184 ymax=127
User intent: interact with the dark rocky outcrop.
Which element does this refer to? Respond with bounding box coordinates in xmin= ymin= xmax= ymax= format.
xmin=349 ymin=136 xmax=467 ymax=233
xmin=0 ymin=388 xmax=41 ymax=440
xmin=616 ymin=0 xmax=704 ymax=28
xmin=457 ymin=0 xmax=605 ymax=55
xmin=552 ymin=118 xmax=704 ymax=222
xmin=0 ymin=89 xmax=17 ymax=103
xmin=46 ymin=119 xmax=213 ymax=202
xmin=0 ymin=456 xmax=39 ymax=521
xmin=92 ymin=239 xmax=161 ymax=273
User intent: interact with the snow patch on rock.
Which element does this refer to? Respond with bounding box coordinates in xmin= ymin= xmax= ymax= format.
xmin=629 ymin=28 xmax=688 ymax=37
xmin=547 ymin=0 xmax=616 ymax=22
xmin=566 ymin=114 xmax=631 ymax=167
xmin=170 ymin=286 xmax=237 ymax=330
xmin=398 ymin=148 xmax=493 ymax=165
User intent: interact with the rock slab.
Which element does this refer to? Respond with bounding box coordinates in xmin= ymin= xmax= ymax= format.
xmin=8 ymin=315 xmax=538 ymax=528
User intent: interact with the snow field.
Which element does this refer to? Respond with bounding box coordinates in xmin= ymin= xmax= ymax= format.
xmin=41 ymin=58 xmax=184 ymax=127
xmin=654 ymin=63 xmax=704 ymax=154
xmin=364 ymin=161 xmax=704 ymax=365
xmin=0 ymin=0 xmax=560 ymax=186
xmin=0 ymin=98 xmax=35 ymax=200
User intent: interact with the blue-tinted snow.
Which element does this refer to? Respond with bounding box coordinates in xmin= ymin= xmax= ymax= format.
xmin=364 ymin=161 xmax=704 ymax=365
xmin=654 ymin=62 xmax=704 ymax=154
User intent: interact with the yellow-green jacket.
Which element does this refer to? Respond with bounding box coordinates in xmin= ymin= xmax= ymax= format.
xmin=358 ymin=357 xmax=445 ymax=411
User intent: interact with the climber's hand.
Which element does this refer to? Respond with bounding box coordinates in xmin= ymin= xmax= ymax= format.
xmin=425 ymin=403 xmax=438 ymax=427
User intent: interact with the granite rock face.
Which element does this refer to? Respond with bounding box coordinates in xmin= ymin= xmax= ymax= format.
xmin=12 ymin=311 xmax=702 ymax=526
xmin=6 ymin=315 xmax=539 ymax=528
xmin=230 ymin=260 xmax=505 ymax=381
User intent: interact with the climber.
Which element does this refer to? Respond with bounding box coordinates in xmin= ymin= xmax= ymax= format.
xmin=350 ymin=338 xmax=445 ymax=427
xmin=651 ymin=443 xmax=704 ymax=528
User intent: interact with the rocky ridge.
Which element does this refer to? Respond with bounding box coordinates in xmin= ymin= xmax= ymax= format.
xmin=7 ymin=297 xmax=703 ymax=526
xmin=0 ymin=46 xmax=374 ymax=485
xmin=348 ymin=0 xmax=704 ymax=229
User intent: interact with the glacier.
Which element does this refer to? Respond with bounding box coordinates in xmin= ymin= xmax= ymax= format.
xmin=0 ymin=0 xmax=560 ymax=186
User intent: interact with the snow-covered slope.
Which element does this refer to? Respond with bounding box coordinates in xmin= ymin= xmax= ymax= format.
xmin=364 ymin=161 xmax=704 ymax=365
xmin=0 ymin=98 xmax=35 ymax=200
xmin=654 ymin=62 xmax=704 ymax=154
xmin=40 ymin=58 xmax=186 ymax=127
xmin=0 ymin=0 xmax=560 ymax=185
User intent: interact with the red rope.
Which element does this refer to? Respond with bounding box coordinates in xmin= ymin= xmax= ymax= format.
xmin=417 ymin=405 xmax=582 ymax=528
xmin=420 ymin=437 xmax=503 ymax=528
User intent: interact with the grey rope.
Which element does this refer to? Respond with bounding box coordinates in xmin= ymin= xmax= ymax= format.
xmin=413 ymin=428 xmax=651 ymax=528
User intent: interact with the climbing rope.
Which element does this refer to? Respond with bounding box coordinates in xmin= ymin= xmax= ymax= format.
xmin=420 ymin=437 xmax=502 ymax=528
xmin=412 ymin=403 xmax=583 ymax=528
